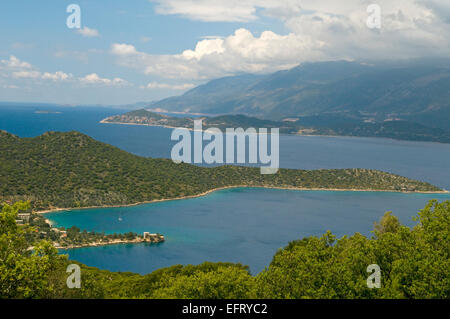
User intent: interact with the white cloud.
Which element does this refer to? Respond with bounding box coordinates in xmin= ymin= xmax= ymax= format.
xmin=12 ymin=70 xmax=73 ymax=81
xmin=77 ymin=26 xmax=100 ymax=37
xmin=151 ymin=0 xmax=303 ymax=22
xmin=151 ymin=0 xmax=260 ymax=22
xmin=111 ymin=43 xmax=138 ymax=56
xmin=143 ymin=82 xmax=195 ymax=90
xmin=1 ymin=55 xmax=32 ymax=69
xmin=281 ymin=0 xmax=450 ymax=60
xmin=12 ymin=71 xmax=42 ymax=79
xmin=151 ymin=0 xmax=449 ymax=25
xmin=42 ymin=71 xmax=72 ymax=81
xmin=5 ymin=1 xmax=450 ymax=97
xmin=138 ymin=0 xmax=450 ymax=81
xmin=182 ymin=38 xmax=226 ymax=60
xmin=1 ymin=55 xmax=129 ymax=89
xmin=80 ymin=73 xmax=107 ymax=84
xmin=111 ymin=29 xmax=324 ymax=79
xmin=80 ymin=73 xmax=129 ymax=86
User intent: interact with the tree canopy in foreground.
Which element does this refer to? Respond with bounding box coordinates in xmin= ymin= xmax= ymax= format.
xmin=1 ymin=200 xmax=448 ymax=299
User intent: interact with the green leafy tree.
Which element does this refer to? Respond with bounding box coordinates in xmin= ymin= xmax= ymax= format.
xmin=255 ymin=200 xmax=449 ymax=299
xmin=1 ymin=200 xmax=448 ymax=299
xmin=0 ymin=201 xmax=66 ymax=298
xmin=149 ymin=265 xmax=256 ymax=299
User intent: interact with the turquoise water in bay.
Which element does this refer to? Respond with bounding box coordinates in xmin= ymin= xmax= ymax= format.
xmin=45 ymin=188 xmax=450 ymax=274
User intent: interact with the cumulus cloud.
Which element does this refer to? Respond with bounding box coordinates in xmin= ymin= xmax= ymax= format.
xmin=42 ymin=71 xmax=72 ymax=81
xmin=77 ymin=26 xmax=100 ymax=37
xmin=131 ymin=0 xmax=450 ymax=81
xmin=80 ymin=73 xmax=129 ymax=86
xmin=12 ymin=70 xmax=73 ymax=81
xmin=1 ymin=55 xmax=129 ymax=88
xmin=0 ymin=56 xmax=70 ymax=82
xmin=111 ymin=28 xmax=324 ymax=79
xmin=1 ymin=57 xmax=72 ymax=82
xmin=6 ymin=1 xmax=450 ymax=95
xmin=1 ymin=55 xmax=32 ymax=69
xmin=111 ymin=43 xmax=138 ymax=56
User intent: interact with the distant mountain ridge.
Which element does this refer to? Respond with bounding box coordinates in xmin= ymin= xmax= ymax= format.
xmin=148 ymin=60 xmax=450 ymax=132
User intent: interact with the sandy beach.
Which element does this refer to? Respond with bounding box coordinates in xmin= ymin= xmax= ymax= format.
xmin=36 ymin=184 xmax=449 ymax=215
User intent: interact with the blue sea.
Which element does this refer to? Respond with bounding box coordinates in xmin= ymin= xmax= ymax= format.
xmin=46 ymin=188 xmax=450 ymax=274
xmin=1 ymin=104 xmax=450 ymax=274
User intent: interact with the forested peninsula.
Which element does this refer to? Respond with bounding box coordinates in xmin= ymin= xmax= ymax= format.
xmin=102 ymin=109 xmax=450 ymax=143
xmin=0 ymin=130 xmax=443 ymax=212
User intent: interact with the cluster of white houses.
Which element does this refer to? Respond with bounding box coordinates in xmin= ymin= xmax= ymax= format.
xmin=15 ymin=212 xmax=164 ymax=247
xmin=143 ymin=232 xmax=165 ymax=242
xmin=15 ymin=213 xmax=31 ymax=225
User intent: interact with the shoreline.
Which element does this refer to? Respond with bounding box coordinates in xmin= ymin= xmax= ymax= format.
xmin=54 ymin=238 xmax=163 ymax=250
xmin=100 ymin=119 xmax=181 ymax=131
xmin=27 ymin=236 xmax=164 ymax=250
xmin=100 ymin=119 xmax=450 ymax=145
xmin=101 ymin=119 xmax=295 ymax=134
xmin=100 ymin=119 xmax=281 ymax=135
xmin=36 ymin=185 xmax=449 ymax=215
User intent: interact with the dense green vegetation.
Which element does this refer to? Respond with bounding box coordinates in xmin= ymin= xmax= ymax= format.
xmin=297 ymin=115 xmax=450 ymax=143
xmin=0 ymin=130 xmax=440 ymax=211
xmin=103 ymin=110 xmax=299 ymax=134
xmin=0 ymin=202 xmax=68 ymax=298
xmin=1 ymin=200 xmax=448 ymax=299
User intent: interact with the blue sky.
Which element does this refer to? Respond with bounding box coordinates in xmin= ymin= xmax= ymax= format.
xmin=1 ymin=0 xmax=449 ymax=105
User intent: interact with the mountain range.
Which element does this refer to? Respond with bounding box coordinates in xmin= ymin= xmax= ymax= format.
xmin=147 ymin=60 xmax=450 ymax=133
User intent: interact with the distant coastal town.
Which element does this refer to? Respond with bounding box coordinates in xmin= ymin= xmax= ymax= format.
xmin=16 ymin=210 xmax=164 ymax=249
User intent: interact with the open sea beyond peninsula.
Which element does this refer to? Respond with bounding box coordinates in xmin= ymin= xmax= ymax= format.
xmin=2 ymin=104 xmax=450 ymax=274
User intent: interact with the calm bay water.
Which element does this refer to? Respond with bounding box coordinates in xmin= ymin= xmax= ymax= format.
xmin=1 ymin=104 xmax=450 ymax=274
xmin=46 ymin=188 xmax=450 ymax=274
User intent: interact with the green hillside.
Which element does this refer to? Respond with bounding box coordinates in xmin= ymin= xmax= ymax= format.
xmin=0 ymin=130 xmax=441 ymax=211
